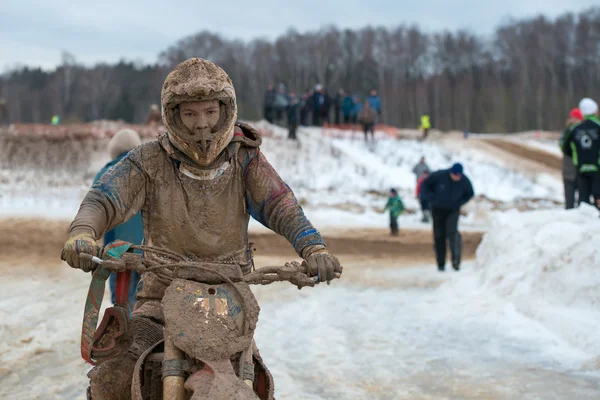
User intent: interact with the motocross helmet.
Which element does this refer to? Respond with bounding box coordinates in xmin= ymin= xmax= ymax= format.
xmin=161 ymin=58 xmax=237 ymax=167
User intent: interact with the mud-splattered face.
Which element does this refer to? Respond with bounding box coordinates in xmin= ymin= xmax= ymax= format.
xmin=179 ymin=100 xmax=221 ymax=136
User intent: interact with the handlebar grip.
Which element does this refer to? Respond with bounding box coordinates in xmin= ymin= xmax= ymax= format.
xmin=79 ymin=253 xmax=104 ymax=265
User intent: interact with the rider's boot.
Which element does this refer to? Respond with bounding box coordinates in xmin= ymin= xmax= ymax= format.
xmin=88 ymin=315 xmax=164 ymax=399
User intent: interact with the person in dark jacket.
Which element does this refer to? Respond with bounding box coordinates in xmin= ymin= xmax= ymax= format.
xmin=300 ymin=90 xmax=312 ymax=126
xmin=420 ymin=163 xmax=474 ymax=271
xmin=562 ymin=98 xmax=600 ymax=209
xmin=92 ymin=128 xmax=145 ymax=311
xmin=287 ymin=91 xmax=300 ymax=140
xmin=560 ymin=108 xmax=583 ymax=209
xmin=334 ymin=89 xmax=345 ymax=125
xmin=263 ymin=84 xmax=276 ymax=123
xmin=312 ymin=84 xmax=330 ymax=126
xmin=312 ymin=84 xmax=324 ymax=126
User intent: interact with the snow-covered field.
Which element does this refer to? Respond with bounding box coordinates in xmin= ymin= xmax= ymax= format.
xmin=1 ymin=207 xmax=599 ymax=399
xmin=0 ymin=122 xmax=563 ymax=228
xmin=2 ymin=122 xmax=596 ymax=399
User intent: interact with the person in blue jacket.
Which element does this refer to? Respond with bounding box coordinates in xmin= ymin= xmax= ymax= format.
xmin=420 ymin=163 xmax=474 ymax=271
xmin=367 ymin=89 xmax=382 ymax=117
xmin=93 ymin=128 xmax=144 ymax=310
xmin=342 ymin=92 xmax=355 ymax=123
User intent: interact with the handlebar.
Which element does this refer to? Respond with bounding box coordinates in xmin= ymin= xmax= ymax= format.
xmin=79 ymin=246 xmax=341 ymax=289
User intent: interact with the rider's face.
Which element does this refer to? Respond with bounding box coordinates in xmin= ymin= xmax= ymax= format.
xmin=179 ymin=101 xmax=221 ymax=135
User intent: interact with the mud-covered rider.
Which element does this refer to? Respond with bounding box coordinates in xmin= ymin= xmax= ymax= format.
xmin=62 ymin=58 xmax=342 ymax=399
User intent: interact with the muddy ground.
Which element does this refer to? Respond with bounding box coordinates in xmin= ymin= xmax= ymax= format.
xmin=485 ymin=138 xmax=562 ymax=170
xmin=0 ymin=218 xmax=483 ymax=266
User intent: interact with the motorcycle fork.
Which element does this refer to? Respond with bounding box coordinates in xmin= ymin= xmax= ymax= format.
xmin=162 ymin=334 xmax=186 ymax=400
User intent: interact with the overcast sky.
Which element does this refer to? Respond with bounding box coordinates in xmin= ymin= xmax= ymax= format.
xmin=1 ymin=0 xmax=597 ymax=71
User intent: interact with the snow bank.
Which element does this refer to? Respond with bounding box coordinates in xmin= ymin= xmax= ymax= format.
xmin=473 ymin=205 xmax=600 ymax=365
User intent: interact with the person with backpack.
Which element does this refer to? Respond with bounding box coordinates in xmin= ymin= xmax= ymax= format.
xmin=561 ymin=98 xmax=600 ymax=209
xmin=560 ymin=108 xmax=583 ymax=209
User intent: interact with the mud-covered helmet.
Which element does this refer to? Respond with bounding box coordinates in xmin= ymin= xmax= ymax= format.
xmin=161 ymin=58 xmax=237 ymax=167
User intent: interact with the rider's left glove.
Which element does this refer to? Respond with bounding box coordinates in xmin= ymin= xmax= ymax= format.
xmin=302 ymin=245 xmax=343 ymax=284
xmin=61 ymin=232 xmax=98 ymax=272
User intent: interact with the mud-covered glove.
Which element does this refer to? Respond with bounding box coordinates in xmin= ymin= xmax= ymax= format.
xmin=302 ymin=245 xmax=343 ymax=284
xmin=61 ymin=233 xmax=99 ymax=272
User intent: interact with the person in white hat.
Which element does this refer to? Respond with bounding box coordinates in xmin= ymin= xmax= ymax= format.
xmin=561 ymin=98 xmax=600 ymax=209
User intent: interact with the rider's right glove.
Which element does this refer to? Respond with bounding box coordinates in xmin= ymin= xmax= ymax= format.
xmin=61 ymin=233 xmax=98 ymax=272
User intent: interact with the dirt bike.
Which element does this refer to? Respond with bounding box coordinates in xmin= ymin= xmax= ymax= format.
xmin=79 ymin=240 xmax=339 ymax=400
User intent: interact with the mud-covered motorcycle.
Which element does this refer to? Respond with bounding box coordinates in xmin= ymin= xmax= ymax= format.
xmin=77 ymin=240 xmax=340 ymax=399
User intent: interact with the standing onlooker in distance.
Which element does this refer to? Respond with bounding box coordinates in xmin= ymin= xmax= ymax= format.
xmin=342 ymin=92 xmax=354 ymax=124
xmin=319 ymin=87 xmax=331 ymax=125
xmin=358 ymin=100 xmax=377 ymax=142
xmin=287 ymin=91 xmax=300 ymax=140
xmin=420 ymin=163 xmax=474 ymax=272
xmin=562 ymin=98 xmax=600 ymax=209
xmin=334 ymin=89 xmax=345 ymax=125
xmin=0 ymin=98 xmax=9 ymax=125
xmin=146 ymin=104 xmax=162 ymax=126
xmin=300 ymin=90 xmax=311 ymax=126
xmin=412 ymin=156 xmax=431 ymax=182
xmin=351 ymin=95 xmax=361 ymax=123
xmin=263 ymin=84 xmax=276 ymax=123
xmin=274 ymin=83 xmax=289 ymax=124
xmin=312 ymin=84 xmax=324 ymax=126
xmin=420 ymin=114 xmax=431 ymax=140
xmin=93 ymin=128 xmax=145 ymax=311
xmin=383 ymin=188 xmax=405 ymax=236
xmin=367 ymin=89 xmax=382 ymax=119
xmin=416 ymin=170 xmax=431 ymax=223
xmin=560 ymin=108 xmax=583 ymax=209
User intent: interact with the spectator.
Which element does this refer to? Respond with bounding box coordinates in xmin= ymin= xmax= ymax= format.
xmin=560 ymin=108 xmax=583 ymax=209
xmin=416 ymin=170 xmax=431 ymax=223
xmin=420 ymin=163 xmax=474 ymax=271
xmin=93 ymin=128 xmax=145 ymax=311
xmin=383 ymin=188 xmax=405 ymax=236
xmin=0 ymin=98 xmax=8 ymax=125
xmin=351 ymin=95 xmax=361 ymax=123
xmin=263 ymin=84 xmax=276 ymax=123
xmin=287 ymin=91 xmax=300 ymax=140
xmin=412 ymin=156 xmax=431 ymax=182
xmin=312 ymin=84 xmax=330 ymax=126
xmin=312 ymin=84 xmax=324 ymax=126
xmin=367 ymin=89 xmax=382 ymax=116
xmin=357 ymin=100 xmax=377 ymax=142
xmin=146 ymin=104 xmax=162 ymax=126
xmin=420 ymin=115 xmax=431 ymax=140
xmin=300 ymin=90 xmax=312 ymax=126
xmin=334 ymin=89 xmax=345 ymax=125
xmin=274 ymin=83 xmax=289 ymax=124
xmin=342 ymin=92 xmax=354 ymax=123
xmin=562 ymin=98 xmax=600 ymax=209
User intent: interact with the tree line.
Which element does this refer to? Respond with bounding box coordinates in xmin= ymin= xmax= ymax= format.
xmin=1 ymin=7 xmax=599 ymax=133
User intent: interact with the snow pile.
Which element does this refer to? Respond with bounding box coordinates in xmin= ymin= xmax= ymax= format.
xmin=473 ymin=205 xmax=600 ymax=365
xmin=255 ymin=122 xmax=561 ymax=204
